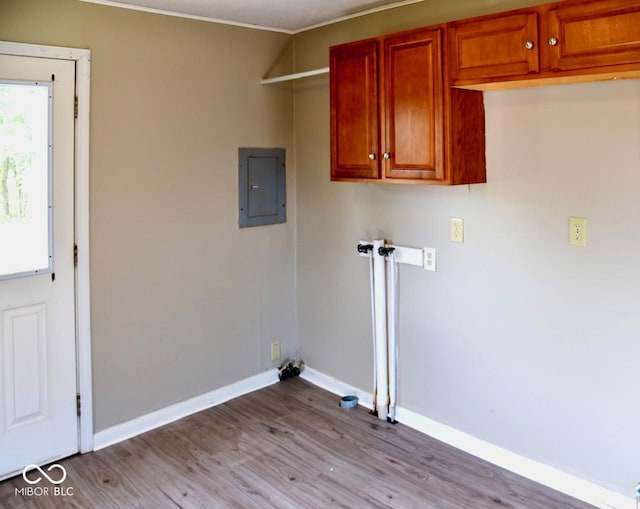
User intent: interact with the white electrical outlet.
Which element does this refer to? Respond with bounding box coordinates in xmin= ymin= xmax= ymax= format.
xmin=271 ymin=341 xmax=281 ymax=361
xmin=569 ymin=217 xmax=587 ymax=247
xmin=423 ymin=247 xmax=436 ymax=271
xmin=450 ymin=217 xmax=464 ymax=243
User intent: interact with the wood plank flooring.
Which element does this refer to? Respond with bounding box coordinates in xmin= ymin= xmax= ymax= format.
xmin=1 ymin=377 xmax=596 ymax=508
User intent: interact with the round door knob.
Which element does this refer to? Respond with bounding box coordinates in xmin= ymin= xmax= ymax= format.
xmin=383 ymin=152 xmax=391 ymax=160
xmin=548 ymin=37 xmax=558 ymax=46
xmin=524 ymin=41 xmax=535 ymax=50
xmin=368 ymin=153 xmax=376 ymax=160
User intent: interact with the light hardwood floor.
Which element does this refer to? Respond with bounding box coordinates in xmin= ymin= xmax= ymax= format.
xmin=1 ymin=377 xmax=596 ymax=508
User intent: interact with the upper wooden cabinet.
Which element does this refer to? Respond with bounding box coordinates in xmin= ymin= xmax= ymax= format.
xmin=383 ymin=30 xmax=444 ymax=181
xmin=330 ymin=28 xmax=486 ymax=185
xmin=330 ymin=39 xmax=380 ymax=180
xmin=449 ymin=0 xmax=640 ymax=87
xmin=329 ymin=0 xmax=640 ymax=185
xmin=448 ymin=11 xmax=540 ymax=83
xmin=544 ymin=0 xmax=640 ymax=72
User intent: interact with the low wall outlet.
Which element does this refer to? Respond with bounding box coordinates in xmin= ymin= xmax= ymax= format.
xmin=271 ymin=341 xmax=281 ymax=361
xmin=423 ymin=247 xmax=436 ymax=271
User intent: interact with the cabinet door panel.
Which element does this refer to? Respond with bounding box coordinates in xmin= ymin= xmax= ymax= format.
xmin=448 ymin=12 xmax=539 ymax=83
xmin=546 ymin=0 xmax=640 ymax=71
xmin=330 ymin=40 xmax=379 ymax=180
xmin=383 ymin=29 xmax=443 ymax=180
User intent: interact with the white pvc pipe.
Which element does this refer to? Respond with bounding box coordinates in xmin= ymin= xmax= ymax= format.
xmin=373 ymin=240 xmax=388 ymax=420
xmin=387 ymin=251 xmax=399 ymax=423
xmin=368 ymin=249 xmax=378 ymax=414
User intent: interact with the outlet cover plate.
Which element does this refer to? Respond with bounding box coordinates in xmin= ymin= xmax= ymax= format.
xmin=569 ymin=217 xmax=587 ymax=247
xmin=423 ymin=247 xmax=436 ymax=271
xmin=450 ymin=217 xmax=464 ymax=243
xmin=271 ymin=341 xmax=281 ymax=361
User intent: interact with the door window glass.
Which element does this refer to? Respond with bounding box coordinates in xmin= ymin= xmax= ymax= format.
xmin=0 ymin=80 xmax=52 ymax=279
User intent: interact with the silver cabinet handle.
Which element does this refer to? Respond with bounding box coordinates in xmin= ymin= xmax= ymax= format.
xmin=368 ymin=153 xmax=376 ymax=160
xmin=525 ymin=41 xmax=535 ymax=50
xmin=383 ymin=152 xmax=391 ymax=160
xmin=548 ymin=37 xmax=558 ymax=46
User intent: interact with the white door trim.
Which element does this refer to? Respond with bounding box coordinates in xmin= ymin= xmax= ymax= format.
xmin=0 ymin=41 xmax=93 ymax=453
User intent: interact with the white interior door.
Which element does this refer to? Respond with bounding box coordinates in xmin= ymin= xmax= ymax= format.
xmin=0 ymin=54 xmax=77 ymax=479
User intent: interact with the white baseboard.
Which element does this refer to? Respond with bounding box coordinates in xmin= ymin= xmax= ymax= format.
xmin=301 ymin=366 xmax=633 ymax=509
xmin=93 ymin=369 xmax=279 ymax=451
xmin=300 ymin=366 xmax=374 ymax=409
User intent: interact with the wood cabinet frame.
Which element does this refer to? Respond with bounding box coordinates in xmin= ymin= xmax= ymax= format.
xmin=449 ymin=0 xmax=640 ymax=90
xmin=330 ymin=0 xmax=640 ymax=185
xmin=330 ymin=27 xmax=485 ymax=185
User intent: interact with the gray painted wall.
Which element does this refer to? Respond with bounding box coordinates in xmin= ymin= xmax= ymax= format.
xmin=0 ymin=0 xmax=296 ymax=432
xmin=294 ymin=1 xmax=640 ymax=496
xmin=3 ymin=0 xmax=639 ymax=499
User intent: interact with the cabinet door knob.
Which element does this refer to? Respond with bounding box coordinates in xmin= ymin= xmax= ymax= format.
xmin=383 ymin=152 xmax=391 ymax=160
xmin=368 ymin=153 xmax=376 ymax=160
xmin=548 ymin=37 xmax=558 ymax=47
xmin=524 ymin=41 xmax=535 ymax=50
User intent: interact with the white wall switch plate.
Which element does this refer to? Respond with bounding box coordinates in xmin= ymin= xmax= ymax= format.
xmin=450 ymin=217 xmax=464 ymax=243
xmin=423 ymin=247 xmax=436 ymax=271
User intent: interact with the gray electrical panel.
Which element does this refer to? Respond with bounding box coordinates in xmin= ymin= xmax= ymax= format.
xmin=238 ymin=148 xmax=286 ymax=228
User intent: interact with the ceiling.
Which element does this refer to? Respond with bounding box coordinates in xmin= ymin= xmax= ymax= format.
xmin=81 ymin=0 xmax=425 ymax=34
